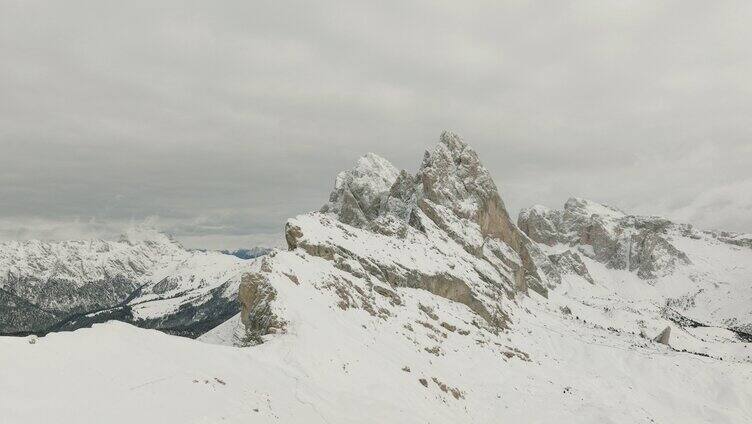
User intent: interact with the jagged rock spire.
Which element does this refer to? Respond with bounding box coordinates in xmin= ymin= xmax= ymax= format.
xmin=415 ymin=131 xmax=552 ymax=295
xmin=418 ymin=131 xmax=514 ymax=238
xmin=320 ymin=152 xmax=400 ymax=228
xmin=314 ymin=131 xmax=555 ymax=296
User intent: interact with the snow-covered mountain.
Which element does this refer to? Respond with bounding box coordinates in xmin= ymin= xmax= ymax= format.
xmin=195 ymin=132 xmax=751 ymax=421
xmin=1 ymin=132 xmax=751 ymax=423
xmin=518 ymin=197 xmax=752 ymax=338
xmin=0 ymin=228 xmax=255 ymax=337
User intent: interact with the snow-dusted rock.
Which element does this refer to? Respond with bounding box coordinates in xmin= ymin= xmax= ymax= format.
xmin=654 ymin=326 xmax=671 ymax=345
xmin=415 ymin=132 xmax=556 ymax=295
xmin=709 ymin=231 xmax=752 ymax=249
xmin=519 ymin=197 xmax=691 ymax=279
xmin=212 ymin=130 xmax=752 ymax=421
xmin=321 ymin=152 xmax=400 ymax=228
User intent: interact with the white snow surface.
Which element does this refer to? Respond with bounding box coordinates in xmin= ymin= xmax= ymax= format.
xmin=2 ymin=289 xmax=750 ymax=423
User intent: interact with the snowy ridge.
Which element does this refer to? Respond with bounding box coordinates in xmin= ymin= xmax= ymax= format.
xmin=0 ymin=227 xmax=255 ymax=336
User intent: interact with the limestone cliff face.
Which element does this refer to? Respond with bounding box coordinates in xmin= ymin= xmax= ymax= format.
xmin=518 ymin=198 xmax=692 ymax=279
xmin=238 ymin=264 xmax=286 ymax=345
xmin=414 ymin=132 xmax=554 ymax=294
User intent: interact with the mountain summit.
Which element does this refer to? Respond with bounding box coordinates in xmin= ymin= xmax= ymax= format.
xmin=236 ymin=131 xmax=580 ymax=347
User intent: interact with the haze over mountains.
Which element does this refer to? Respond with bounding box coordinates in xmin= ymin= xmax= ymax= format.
xmin=1 ymin=133 xmax=751 ymax=423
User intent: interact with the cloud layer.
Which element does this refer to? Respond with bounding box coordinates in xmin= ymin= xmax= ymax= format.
xmin=1 ymin=1 xmax=751 ymax=248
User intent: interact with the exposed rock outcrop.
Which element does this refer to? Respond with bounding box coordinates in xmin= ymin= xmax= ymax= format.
xmin=321 ymin=153 xmax=401 ymax=228
xmin=317 ymin=131 xmax=562 ymax=301
xmin=238 ymin=266 xmax=286 ymax=345
xmin=711 ymin=231 xmax=752 ymax=249
xmin=547 ymin=250 xmax=594 ymax=284
xmin=414 ymin=132 xmax=555 ymax=295
xmin=654 ymin=326 xmax=671 ymax=345
xmin=519 ymin=198 xmax=691 ymax=279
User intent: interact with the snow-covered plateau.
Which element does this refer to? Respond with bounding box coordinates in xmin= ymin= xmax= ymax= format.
xmin=1 ymin=132 xmax=751 ymax=423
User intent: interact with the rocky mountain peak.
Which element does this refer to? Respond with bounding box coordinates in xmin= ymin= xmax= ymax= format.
xmin=418 ymin=130 xmax=503 ymax=221
xmin=438 ymin=129 xmax=466 ymax=150
xmin=321 ymin=152 xmax=400 ymax=228
xmin=321 ymin=131 xmax=513 ymax=238
xmin=284 ymin=132 xmax=559 ymax=322
xmin=246 ymin=131 xmax=751 ymax=360
xmin=415 ymin=132 xmax=555 ymax=295
xmin=320 ymin=132 xmax=524 ymax=246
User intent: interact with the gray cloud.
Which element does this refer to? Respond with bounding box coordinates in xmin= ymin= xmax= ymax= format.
xmin=1 ymin=0 xmax=751 ymax=248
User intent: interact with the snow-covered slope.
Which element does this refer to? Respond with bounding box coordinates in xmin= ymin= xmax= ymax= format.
xmin=0 ymin=228 xmax=254 ymax=336
xmin=3 ymin=289 xmax=750 ymax=423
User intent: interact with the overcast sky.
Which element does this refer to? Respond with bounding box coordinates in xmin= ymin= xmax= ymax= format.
xmin=1 ymin=1 xmax=751 ymax=249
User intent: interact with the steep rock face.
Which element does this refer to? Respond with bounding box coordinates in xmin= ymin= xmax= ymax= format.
xmin=0 ymin=229 xmax=255 ymax=336
xmin=283 ymin=214 xmax=509 ymax=328
xmin=414 ymin=132 xmax=555 ymax=294
xmin=321 ymin=153 xmax=401 ymax=228
xmin=519 ymin=198 xmax=691 ymax=279
xmin=548 ymin=250 xmax=594 ymax=284
xmin=238 ymin=266 xmax=286 ymax=345
xmin=238 ymin=132 xmax=579 ymax=344
xmin=318 ymin=131 xmax=556 ymax=296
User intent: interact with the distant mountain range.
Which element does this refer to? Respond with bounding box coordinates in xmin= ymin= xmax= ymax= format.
xmin=218 ymin=247 xmax=272 ymax=259
xmin=0 ymin=230 xmax=270 ymax=337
